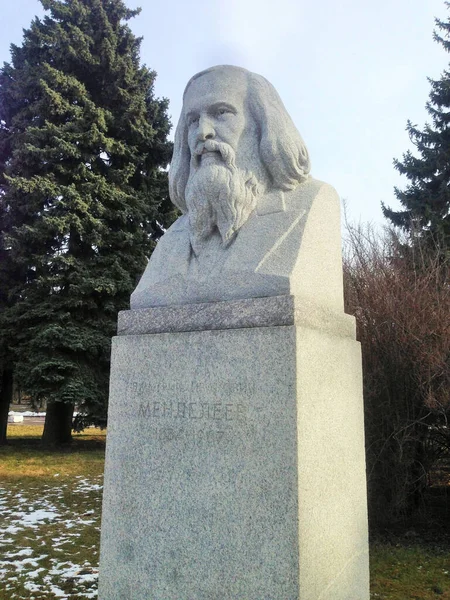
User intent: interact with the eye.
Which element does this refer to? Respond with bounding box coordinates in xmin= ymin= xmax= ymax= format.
xmin=216 ymin=107 xmax=230 ymax=117
xmin=188 ymin=115 xmax=199 ymax=126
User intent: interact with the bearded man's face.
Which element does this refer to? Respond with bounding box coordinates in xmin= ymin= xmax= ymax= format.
xmin=182 ymin=70 xmax=265 ymax=254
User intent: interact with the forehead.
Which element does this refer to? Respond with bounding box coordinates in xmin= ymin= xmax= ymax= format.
xmin=183 ymin=70 xmax=248 ymax=114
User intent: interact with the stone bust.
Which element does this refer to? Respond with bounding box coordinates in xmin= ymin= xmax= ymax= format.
xmin=131 ymin=65 xmax=344 ymax=312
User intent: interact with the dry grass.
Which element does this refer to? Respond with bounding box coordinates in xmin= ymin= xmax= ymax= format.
xmin=0 ymin=425 xmax=105 ymax=598
xmin=6 ymin=424 xmax=106 ymax=440
xmin=370 ymin=540 xmax=450 ymax=599
xmin=0 ymin=425 xmax=106 ymax=479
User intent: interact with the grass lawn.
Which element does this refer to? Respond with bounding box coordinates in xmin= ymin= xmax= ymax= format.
xmin=0 ymin=425 xmax=105 ymax=599
xmin=1 ymin=425 xmax=449 ymax=599
xmin=370 ymin=538 xmax=450 ymax=599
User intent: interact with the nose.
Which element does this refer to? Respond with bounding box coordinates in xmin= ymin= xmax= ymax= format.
xmin=197 ymin=114 xmax=215 ymax=141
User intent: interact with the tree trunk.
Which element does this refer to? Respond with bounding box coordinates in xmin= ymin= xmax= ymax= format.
xmin=42 ymin=402 xmax=74 ymax=446
xmin=0 ymin=369 xmax=13 ymax=445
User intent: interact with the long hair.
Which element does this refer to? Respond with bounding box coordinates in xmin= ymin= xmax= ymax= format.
xmin=169 ymin=65 xmax=311 ymax=213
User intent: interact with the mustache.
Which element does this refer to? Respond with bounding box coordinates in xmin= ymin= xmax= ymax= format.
xmin=192 ymin=139 xmax=236 ymax=168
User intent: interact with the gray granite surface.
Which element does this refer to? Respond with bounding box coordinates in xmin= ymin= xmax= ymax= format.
xmin=99 ymin=64 xmax=369 ymax=600
xmin=99 ymin=324 xmax=369 ymax=599
xmin=119 ymin=294 xmax=356 ymax=338
xmin=131 ymin=66 xmax=344 ymax=311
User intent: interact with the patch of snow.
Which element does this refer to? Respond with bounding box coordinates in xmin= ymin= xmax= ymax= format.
xmin=4 ymin=525 xmax=22 ymax=534
xmin=4 ymin=548 xmax=33 ymax=558
xmin=49 ymin=584 xmax=67 ymax=597
xmin=24 ymin=581 xmax=41 ymax=592
xmin=27 ymin=567 xmax=46 ymax=578
xmin=8 ymin=414 xmax=24 ymax=423
xmin=13 ymin=509 xmax=59 ymax=526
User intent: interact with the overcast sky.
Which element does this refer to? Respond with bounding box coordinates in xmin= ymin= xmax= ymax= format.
xmin=1 ymin=0 xmax=448 ymax=227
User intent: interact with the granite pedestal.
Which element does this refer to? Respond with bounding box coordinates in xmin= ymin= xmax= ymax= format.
xmin=98 ymin=296 xmax=369 ymax=600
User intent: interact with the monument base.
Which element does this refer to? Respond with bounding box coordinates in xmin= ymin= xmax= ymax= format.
xmin=99 ymin=296 xmax=369 ymax=600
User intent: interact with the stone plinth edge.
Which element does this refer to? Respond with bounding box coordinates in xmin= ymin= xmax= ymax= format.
xmin=118 ymin=295 xmax=356 ymax=338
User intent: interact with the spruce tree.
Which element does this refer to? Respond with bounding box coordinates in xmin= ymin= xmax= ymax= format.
xmin=383 ymin=5 xmax=450 ymax=254
xmin=0 ymin=0 xmax=173 ymax=444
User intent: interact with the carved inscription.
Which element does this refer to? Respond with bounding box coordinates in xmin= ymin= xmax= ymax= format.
xmin=128 ymin=376 xmax=253 ymax=446
xmin=128 ymin=380 xmax=256 ymax=397
xmin=138 ymin=401 xmax=246 ymax=421
xmin=138 ymin=402 xmax=247 ymax=445
xmin=152 ymin=427 xmax=226 ymax=445
xmin=136 ymin=402 xmax=248 ymax=445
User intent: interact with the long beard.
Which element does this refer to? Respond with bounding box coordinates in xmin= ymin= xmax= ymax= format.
xmin=185 ymin=141 xmax=261 ymax=255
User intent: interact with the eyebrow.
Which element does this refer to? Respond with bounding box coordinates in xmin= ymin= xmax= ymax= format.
xmin=185 ymin=102 xmax=237 ymax=120
xmin=209 ymin=102 xmax=237 ymax=113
